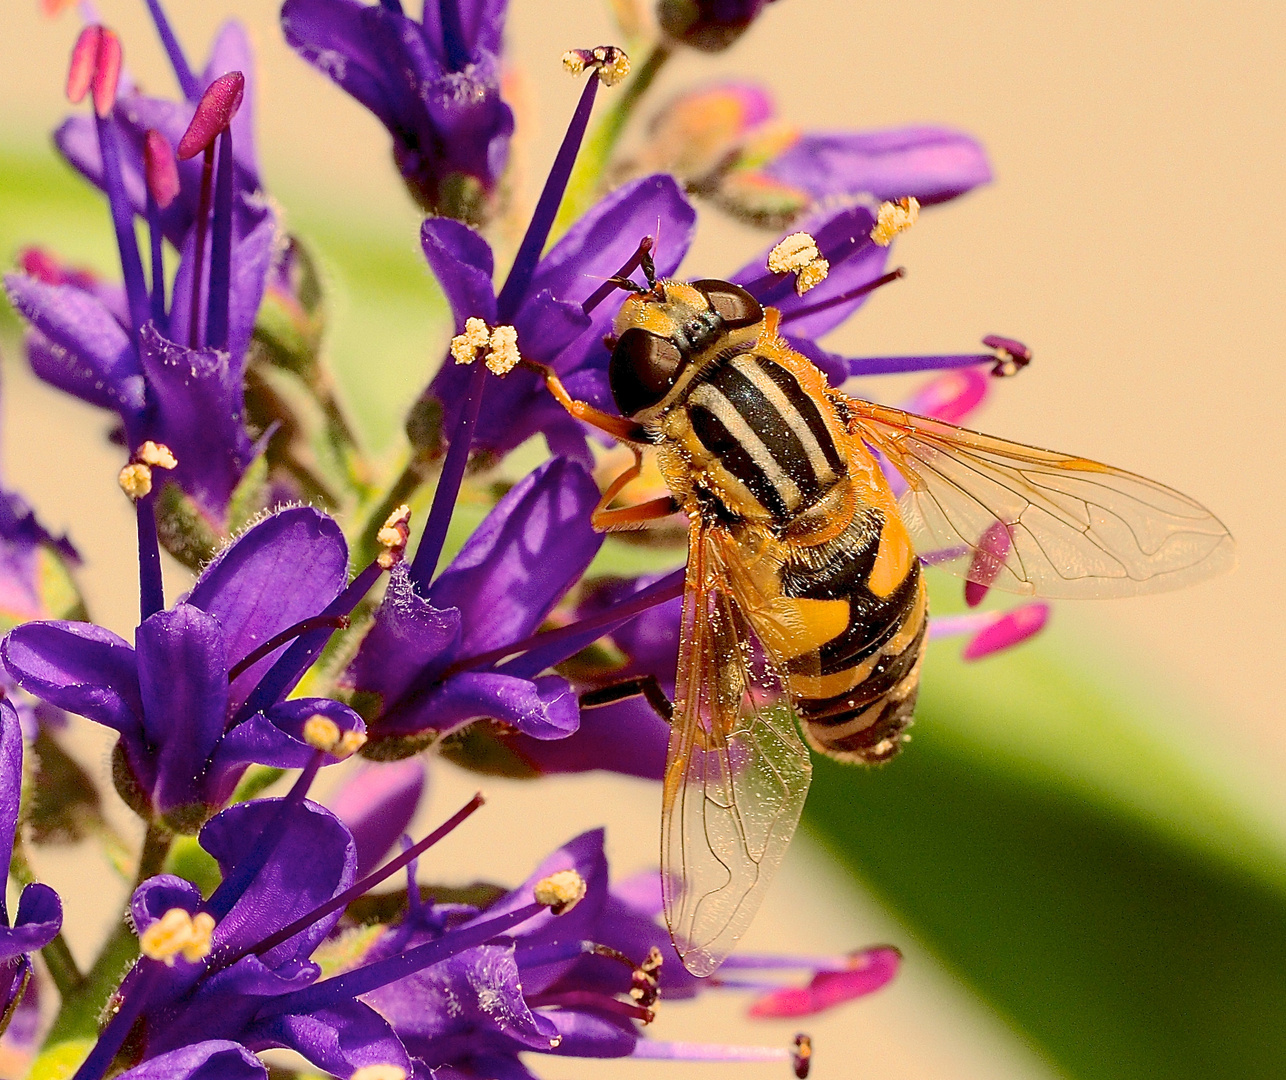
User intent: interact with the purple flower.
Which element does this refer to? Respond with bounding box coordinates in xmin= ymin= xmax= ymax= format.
xmin=345 ymin=457 xmax=602 ymax=750
xmin=281 ymin=0 xmax=515 ymax=222
xmin=0 ymin=699 xmax=63 ymax=1019
xmin=657 ymin=0 xmax=781 ymax=51
xmin=0 ymin=507 xmax=363 ymax=828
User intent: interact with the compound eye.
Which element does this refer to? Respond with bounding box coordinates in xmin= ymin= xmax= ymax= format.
xmin=609 ymin=328 xmax=685 ymax=416
xmin=691 ymin=280 xmax=763 ymax=329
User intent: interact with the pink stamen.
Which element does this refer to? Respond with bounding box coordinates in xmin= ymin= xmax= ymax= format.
xmin=177 ymin=72 xmax=245 ymax=161
xmin=901 ymin=368 xmax=989 ymax=424
xmin=961 ymin=602 xmax=1049 ymax=660
xmin=66 ymin=26 xmax=101 ymax=105
xmin=964 ymin=520 xmax=1012 ymax=607
xmin=144 ymin=129 xmax=181 ymax=209
xmin=747 ymin=946 xmax=900 ymax=1019
xmin=18 ymin=248 xmax=96 ymax=289
xmin=91 ymin=28 xmax=122 ymax=118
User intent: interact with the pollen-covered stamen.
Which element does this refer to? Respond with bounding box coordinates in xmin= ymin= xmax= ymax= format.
xmin=176 ymin=72 xmax=246 ymax=161
xmin=984 ymin=334 xmax=1033 ymax=377
xmin=776 ymin=268 xmax=905 ymax=327
xmin=136 ymin=441 xmax=177 ymax=470
xmin=870 ymin=196 xmax=920 ymax=246
xmin=376 ymin=504 xmax=412 ymax=569
xmin=302 ymin=711 xmax=367 ymax=759
xmin=768 ymin=232 xmax=829 ymax=296
xmin=631 ymin=945 xmax=664 ymax=1008
xmin=793 ymin=1034 xmax=813 ymax=1079
xmin=534 ymin=868 xmax=588 ymax=914
xmin=118 ymin=464 xmax=153 ymax=501
xmin=351 ymin=1068 xmax=407 ymax=1080
xmin=449 ymin=319 xmax=522 ymax=375
xmin=563 ymin=45 xmax=632 ymax=86
xmin=139 ymin=907 xmax=216 ymax=966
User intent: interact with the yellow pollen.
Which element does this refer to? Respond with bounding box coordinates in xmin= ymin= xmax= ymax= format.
xmin=534 ymin=868 xmax=587 ymax=914
xmin=351 ymin=1067 xmax=408 ymax=1080
xmin=450 ymin=317 xmax=491 ymax=365
xmin=118 ymin=463 xmax=153 ymax=500
xmin=767 ymin=232 xmax=829 ymax=295
xmin=139 ymin=907 xmax=216 ymax=966
xmin=484 ymin=324 xmax=520 ymax=375
xmin=337 ymin=729 xmax=367 ymax=757
xmin=563 ymin=46 xmax=630 ymax=85
xmin=137 ymin=441 xmax=177 ymax=470
xmin=303 ymin=713 xmax=342 ymax=752
xmin=870 ymin=197 xmax=920 ymax=246
xmin=377 ymin=504 xmax=412 ymax=568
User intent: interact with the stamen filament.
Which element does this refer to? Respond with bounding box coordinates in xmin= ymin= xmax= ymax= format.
xmin=846 ymin=350 xmax=992 ymax=377
xmin=188 ymin=144 xmax=216 ymax=348
xmin=145 ymin=189 xmax=167 ymax=328
xmin=777 ymin=268 xmax=905 ymax=327
xmin=407 ymin=360 xmax=486 ymax=588
xmin=492 ymin=569 xmax=684 ymax=679
xmin=259 ymin=900 xmax=547 ymax=1016
xmin=70 ymin=962 xmax=160 ymax=1080
xmin=135 ymin=492 xmax=165 ymax=622
xmin=143 ymin=0 xmax=200 ymax=100
xmin=628 ymin=1040 xmax=791 ymax=1063
xmin=227 ymin=614 xmax=352 ymax=684
xmin=233 ymin=792 xmax=484 ymax=965
xmin=96 ymin=117 xmax=151 ymax=338
xmin=526 ymin=990 xmax=653 ymax=1022
xmin=205 ymin=128 xmax=234 ymax=351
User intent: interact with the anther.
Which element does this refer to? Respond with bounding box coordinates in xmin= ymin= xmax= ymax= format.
xmin=136 ymin=441 xmax=177 ymax=470
xmin=534 ymin=869 xmax=587 ymax=914
xmin=139 ymin=907 xmax=216 ymax=966
xmin=768 ymin=232 xmax=829 ymax=295
xmin=792 ymin=1033 xmax=813 ymax=1079
xmin=965 ymin=520 xmax=1012 ymax=607
xmin=450 ymin=319 xmax=522 ymax=375
xmin=143 ymin=130 xmax=181 ymax=209
xmin=67 ymin=26 xmax=122 ymax=118
xmin=562 ymin=45 xmax=631 ymax=85
xmin=118 ymin=464 xmax=153 ymax=501
xmin=177 ymin=71 xmax=245 ymax=160
xmin=351 ymin=1068 xmax=408 ymax=1080
xmin=631 ymin=945 xmax=664 ymax=1008
xmin=983 ymin=334 xmax=1032 ymax=377
xmin=870 ymin=197 xmax=920 ymax=247
xmin=377 ymin=504 xmax=412 ymax=569
xmin=303 ymin=714 xmax=366 ymax=758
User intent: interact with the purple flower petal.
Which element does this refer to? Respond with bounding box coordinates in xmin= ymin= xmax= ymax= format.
xmin=247 ymin=1001 xmax=411 ymax=1079
xmin=138 ymin=324 xmax=252 ymax=519
xmin=1 ymin=621 xmax=142 ymax=737
xmin=328 ymin=759 xmax=427 ymax=878
xmin=509 ymin=695 xmax=668 ymax=779
xmin=429 ymin=458 xmax=601 ymax=655
xmin=187 ymin=507 xmax=348 ymax=712
xmin=421 ymin=218 xmax=497 ymax=332
xmin=200 ymin=798 xmax=355 ymax=964
xmin=422 ymin=671 xmax=578 ymax=740
xmin=4 ymin=275 xmax=144 ymax=415
xmin=0 ymin=700 xmax=20 ymax=896
xmin=135 ymin=604 xmax=230 ymax=814
xmin=116 ymin=1040 xmax=267 ymax=1080
xmin=131 ymin=874 xmax=203 ymax=935
xmin=0 ymin=886 xmax=59 ymax=978
xmin=764 ymin=126 xmax=991 ymax=207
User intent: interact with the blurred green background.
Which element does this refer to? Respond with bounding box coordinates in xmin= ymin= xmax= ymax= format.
xmin=2 ymin=1 xmax=1285 ymax=1078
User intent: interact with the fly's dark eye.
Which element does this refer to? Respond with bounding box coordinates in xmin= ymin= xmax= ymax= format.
xmin=691 ymin=280 xmax=763 ymax=329
xmin=609 ymin=328 xmax=685 ymax=416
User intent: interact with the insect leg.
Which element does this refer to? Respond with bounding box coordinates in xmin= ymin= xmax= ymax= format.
xmin=590 ymin=447 xmax=680 ymax=531
xmin=522 ymin=360 xmax=647 ymax=442
xmin=580 ymin=675 xmax=674 ymax=724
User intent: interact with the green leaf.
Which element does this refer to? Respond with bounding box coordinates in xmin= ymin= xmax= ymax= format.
xmin=27 ymin=1039 xmax=93 ymax=1080
xmin=804 ymin=625 xmax=1286 ymax=1080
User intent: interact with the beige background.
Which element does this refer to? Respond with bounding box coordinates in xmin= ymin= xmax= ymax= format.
xmin=1 ymin=1 xmax=1284 ymax=1077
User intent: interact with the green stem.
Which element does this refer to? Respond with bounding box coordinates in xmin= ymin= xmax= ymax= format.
xmin=551 ymin=43 xmax=673 ymax=240
xmin=40 ymin=934 xmax=84 ymax=1000
xmin=351 ymin=450 xmax=439 ymax=570
xmin=42 ymin=823 xmax=172 ymax=1048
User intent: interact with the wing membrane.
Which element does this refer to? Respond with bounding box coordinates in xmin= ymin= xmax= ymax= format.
xmin=847 ymin=399 xmax=1235 ymax=599
xmin=661 ymin=519 xmax=813 ymax=977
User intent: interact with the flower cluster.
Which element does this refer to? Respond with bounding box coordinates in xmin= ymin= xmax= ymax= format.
xmin=0 ymin=0 xmax=1052 ymax=1076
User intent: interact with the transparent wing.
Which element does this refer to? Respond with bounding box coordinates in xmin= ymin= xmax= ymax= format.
xmin=661 ymin=520 xmax=813 ymax=977
xmin=846 ymin=398 xmax=1235 ymax=598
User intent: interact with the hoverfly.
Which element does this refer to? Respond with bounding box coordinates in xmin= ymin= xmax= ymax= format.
xmin=530 ymin=248 xmax=1234 ymax=977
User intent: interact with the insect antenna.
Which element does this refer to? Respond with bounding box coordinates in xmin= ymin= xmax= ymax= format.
xmin=582 ymin=235 xmax=657 ymax=315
